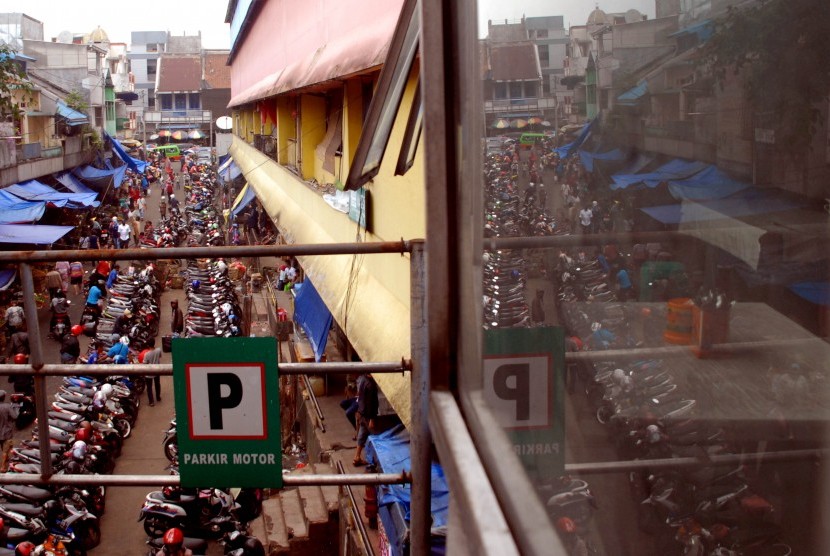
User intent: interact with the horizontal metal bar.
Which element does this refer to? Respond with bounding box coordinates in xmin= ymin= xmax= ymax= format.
xmin=563 ymin=337 xmax=821 ymax=363
xmin=0 ymin=241 xmax=414 ymax=264
xmin=0 ymin=361 xmax=410 ymax=376
xmin=565 ymin=449 xmax=828 ymax=475
xmin=0 ymin=472 xmax=410 ymax=487
xmin=486 ymin=230 xmax=680 ymax=250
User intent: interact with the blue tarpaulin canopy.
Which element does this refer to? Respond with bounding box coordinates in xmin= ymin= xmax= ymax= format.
xmin=292 ymin=279 xmax=333 ymax=362
xmin=560 ymin=119 xmax=594 ymax=160
xmin=3 ymin=180 xmax=99 ymax=208
xmin=231 ymin=183 xmax=256 ymax=217
xmin=667 ymin=164 xmax=751 ymax=201
xmin=53 ymin=171 xmax=97 ymax=195
xmin=105 ymin=132 xmax=148 ymax=173
xmin=367 ymin=424 xmax=450 ymax=529
xmin=578 ymin=148 xmax=625 ymax=173
xmin=0 ymin=190 xmax=46 ymax=223
xmin=789 ymin=282 xmax=830 ymax=306
xmin=0 ymin=269 xmax=16 ymax=290
xmin=0 ymin=224 xmax=73 ymax=244
xmin=73 ymin=164 xmax=128 ymax=189
xmin=220 ymin=160 xmax=242 ymax=183
xmin=56 ymin=101 xmax=89 ymax=126
xmin=618 ymin=81 xmax=648 ymax=105
xmin=611 ymin=159 xmax=709 ymax=190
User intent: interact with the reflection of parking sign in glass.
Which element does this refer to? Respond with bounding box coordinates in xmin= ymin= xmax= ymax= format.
xmin=483 ymin=355 xmax=552 ymax=429
xmin=187 ymin=364 xmax=266 ymax=439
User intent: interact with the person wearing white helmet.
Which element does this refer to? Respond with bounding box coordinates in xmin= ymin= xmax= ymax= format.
xmin=107 ymin=336 xmax=130 ymax=364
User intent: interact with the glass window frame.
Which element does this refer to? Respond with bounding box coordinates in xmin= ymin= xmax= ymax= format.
xmin=394 ymin=80 xmax=422 ymax=176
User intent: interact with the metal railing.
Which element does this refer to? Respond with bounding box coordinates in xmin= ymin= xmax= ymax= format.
xmin=2 ymin=241 xmax=418 ymax=496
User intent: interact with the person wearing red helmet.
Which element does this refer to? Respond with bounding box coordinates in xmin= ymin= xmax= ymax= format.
xmin=59 ymin=325 xmax=83 ymax=364
xmin=0 ymin=390 xmax=19 ymax=472
xmin=157 ymin=528 xmax=192 ymax=556
xmin=14 ymin=541 xmax=36 ymax=556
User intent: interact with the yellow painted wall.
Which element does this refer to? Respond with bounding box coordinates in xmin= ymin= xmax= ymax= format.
xmin=299 ymin=95 xmax=326 ymax=180
xmin=342 ymin=79 xmax=365 ymax=177
xmin=276 ymin=97 xmax=295 ymax=165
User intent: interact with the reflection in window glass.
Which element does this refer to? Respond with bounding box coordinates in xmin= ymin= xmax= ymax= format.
xmin=473 ymin=0 xmax=829 ymax=553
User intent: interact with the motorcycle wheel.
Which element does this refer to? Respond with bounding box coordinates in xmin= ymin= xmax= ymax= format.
xmin=114 ymin=417 xmax=132 ymax=439
xmin=144 ymin=515 xmax=174 ymax=538
xmin=75 ymin=519 xmax=102 ymax=550
xmin=596 ymin=405 xmax=614 ymax=425
xmin=164 ymin=435 xmax=178 ymax=463
xmin=132 ymin=376 xmax=147 ymax=395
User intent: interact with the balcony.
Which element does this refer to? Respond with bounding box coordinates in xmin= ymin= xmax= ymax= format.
xmin=0 ymin=135 xmax=96 ymax=188
xmin=484 ymin=97 xmax=557 ymax=115
xmin=144 ymin=110 xmax=213 ymax=125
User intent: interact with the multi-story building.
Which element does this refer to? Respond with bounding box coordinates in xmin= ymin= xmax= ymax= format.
xmin=128 ymin=30 xmax=168 ymax=113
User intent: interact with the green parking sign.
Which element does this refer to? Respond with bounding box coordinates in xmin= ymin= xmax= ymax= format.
xmin=173 ymin=337 xmax=282 ymax=488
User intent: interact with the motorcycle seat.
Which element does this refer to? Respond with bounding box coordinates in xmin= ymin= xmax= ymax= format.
xmin=0 ymin=502 xmax=44 ymax=517
xmin=2 ymin=484 xmax=52 ymax=502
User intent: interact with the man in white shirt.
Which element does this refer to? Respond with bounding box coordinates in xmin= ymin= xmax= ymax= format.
xmin=117 ymin=219 xmax=131 ymax=249
xmin=579 ymin=205 xmax=593 ymax=235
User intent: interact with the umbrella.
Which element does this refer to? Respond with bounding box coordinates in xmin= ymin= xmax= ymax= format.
xmin=171 ymin=130 xmax=186 ymax=140
xmin=157 ymin=130 xmax=172 ymax=137
xmin=527 ymin=117 xmax=543 ymax=125
xmin=149 ymin=134 xmax=160 ymax=140
xmin=541 ymin=121 xmax=552 ymax=127
xmin=491 ymin=118 xmax=510 ymax=129
xmin=188 ymin=129 xmax=205 ymax=139
xmin=510 ymin=119 xmax=528 ymax=129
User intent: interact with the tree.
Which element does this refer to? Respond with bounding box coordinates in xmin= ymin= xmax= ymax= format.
xmin=701 ymin=0 xmax=830 ymax=157
xmin=0 ymin=43 xmax=34 ymax=121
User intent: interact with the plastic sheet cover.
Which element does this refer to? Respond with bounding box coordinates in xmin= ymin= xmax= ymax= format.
xmin=292 ymin=279 xmax=333 ymax=362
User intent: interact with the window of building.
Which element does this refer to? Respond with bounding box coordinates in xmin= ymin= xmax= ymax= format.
xmin=524 ymin=81 xmax=537 ymax=98
xmin=395 ymin=81 xmax=421 ymax=176
xmin=147 ymin=59 xmax=157 ymax=79
xmin=188 ymin=93 xmax=200 ymax=109
xmin=536 ymin=29 xmax=548 ymax=38
xmin=160 ymin=94 xmax=172 ymax=110
xmin=146 ymin=43 xmax=159 ymax=52
xmin=509 ymin=82 xmax=522 ymax=98
xmin=538 ymin=44 xmax=549 ymax=67
xmin=542 ymin=78 xmax=550 ymax=95
xmin=174 ymin=94 xmax=187 ymax=111
xmin=494 ymin=82 xmax=507 ymax=100
xmin=316 ymin=89 xmax=344 ymax=175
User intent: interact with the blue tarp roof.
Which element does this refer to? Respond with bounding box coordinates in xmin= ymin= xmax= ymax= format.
xmin=292 ymin=279 xmax=332 ymax=362
xmin=0 ymin=190 xmax=46 ymax=223
xmin=367 ymin=425 xmax=450 ymax=528
xmin=640 ymin=186 xmax=807 ymax=225
xmin=231 ymin=183 xmax=256 ymax=217
xmin=789 ymin=282 xmax=830 ymax=306
xmin=56 ymin=101 xmax=89 ymax=126
xmin=0 ymin=269 xmax=16 ymax=291
xmin=578 ymin=148 xmax=625 ymax=172
xmin=666 ymin=164 xmax=751 ymax=201
xmin=53 ymin=171 xmax=97 ymax=195
xmin=618 ymin=81 xmax=648 ymax=105
xmin=669 ymin=19 xmax=714 ymax=43
xmin=3 ymin=180 xmax=99 ymax=208
xmin=73 ymin=164 xmax=128 ymax=189
xmin=561 ymin=119 xmax=594 ymax=160
xmin=106 ymin=132 xmax=148 ymax=173
xmin=611 ymin=158 xmax=709 ymax=190
xmin=220 ymin=160 xmax=242 ymax=183
xmin=0 ymin=224 xmax=73 ymax=244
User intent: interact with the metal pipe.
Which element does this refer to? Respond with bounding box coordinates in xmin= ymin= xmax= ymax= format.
xmin=486 ymin=230 xmax=704 ymax=250
xmin=0 ymin=472 xmax=410 ymax=487
xmin=0 ymin=361 xmax=410 ymax=376
xmin=302 ymin=375 xmax=326 ymax=433
xmin=0 ymin=241 xmax=413 ymax=264
xmin=409 ymin=241 xmax=431 ymax=556
xmin=19 ymin=263 xmax=53 ymax=480
xmin=335 ymin=460 xmax=375 ymax=556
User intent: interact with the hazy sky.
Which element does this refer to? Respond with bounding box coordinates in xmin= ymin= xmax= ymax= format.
xmin=1 ymin=0 xmax=231 ymax=49
xmin=478 ymin=0 xmax=656 ymax=35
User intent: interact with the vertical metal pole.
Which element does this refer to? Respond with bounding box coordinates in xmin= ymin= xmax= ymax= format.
xmin=19 ymin=263 xmax=53 ymax=479
xmin=409 ymin=241 xmax=431 ymax=555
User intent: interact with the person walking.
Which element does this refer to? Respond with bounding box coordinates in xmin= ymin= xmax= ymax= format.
xmin=117 ymin=218 xmax=131 ymax=249
xmin=140 ymin=338 xmax=163 ymax=406
xmin=352 ymin=373 xmax=378 ymax=467
xmin=55 ymin=261 xmax=71 ymax=295
xmin=170 ymin=300 xmax=184 ymax=335
xmin=59 ymin=325 xmax=83 ymax=364
xmin=159 ymin=197 xmax=167 ymax=220
xmin=4 ymin=300 xmax=24 ymax=338
xmin=0 ymin=390 xmax=19 ymax=472
xmin=69 ymin=261 xmax=84 ymax=296
xmin=531 ymin=289 xmax=546 ymax=324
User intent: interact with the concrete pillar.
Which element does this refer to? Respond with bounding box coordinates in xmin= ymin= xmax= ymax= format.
xmin=276 ymin=97 xmax=296 ymax=166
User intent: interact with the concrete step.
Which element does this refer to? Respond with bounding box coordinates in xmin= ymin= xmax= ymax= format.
xmin=260 ymin=496 xmax=291 ymax=554
xmin=279 ymin=488 xmax=309 ymax=542
xmin=312 ymin=462 xmax=341 ymax=514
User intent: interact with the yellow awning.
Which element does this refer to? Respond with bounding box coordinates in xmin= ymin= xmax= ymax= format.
xmin=229 ymin=137 xmax=413 ymax=426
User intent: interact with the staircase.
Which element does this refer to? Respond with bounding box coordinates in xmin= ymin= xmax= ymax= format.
xmin=250 ymin=462 xmax=341 ymax=555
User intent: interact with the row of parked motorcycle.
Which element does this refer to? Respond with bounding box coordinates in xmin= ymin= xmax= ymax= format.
xmin=0 ymin=372 xmax=146 ymax=554
xmin=579 ymin=356 xmax=792 ymax=555
xmin=182 ymin=260 xmax=243 ymax=338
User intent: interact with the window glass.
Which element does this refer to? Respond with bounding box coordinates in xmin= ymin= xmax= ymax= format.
xmin=174 ymin=94 xmax=186 ymax=111
xmin=160 ymin=94 xmax=172 ymax=111
xmin=188 ymin=93 xmax=200 ymax=109
xmin=467 ymin=1 xmax=830 ymax=554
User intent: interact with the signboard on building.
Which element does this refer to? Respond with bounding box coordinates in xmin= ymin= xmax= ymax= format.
xmin=484 ymin=326 xmax=565 ymax=480
xmin=173 ymin=337 xmax=282 ymax=488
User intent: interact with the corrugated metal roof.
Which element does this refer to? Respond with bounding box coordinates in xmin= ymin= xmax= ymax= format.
xmin=488 ymin=42 xmax=540 ymax=81
xmin=203 ymin=52 xmax=231 ymax=89
xmin=157 ymin=55 xmax=202 ymax=92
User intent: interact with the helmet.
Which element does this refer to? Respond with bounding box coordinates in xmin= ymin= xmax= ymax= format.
xmin=119 ymin=336 xmax=130 ymax=346
xmin=79 ymin=420 xmax=93 ymax=433
xmin=0 ymin=390 xmax=5 ymax=402
xmin=170 ymin=194 xmax=175 ymax=199
xmin=612 ymin=368 xmax=626 ymax=383
xmin=13 ymin=353 xmax=27 ymax=364
xmin=221 ymin=302 xmax=232 ymax=315
xmin=191 ymin=280 xmax=201 ymax=291
xmin=100 ymin=384 xmax=114 ymax=398
xmin=75 ymin=427 xmax=91 ymax=442
xmin=591 ymin=322 xmax=601 ymax=332
xmin=71 ymin=324 xmax=84 ymax=336
xmin=123 ymin=309 xmax=132 ymax=318
xmin=555 ymin=517 xmax=576 ymax=534
xmin=92 ymin=391 xmax=106 ymax=409
xmin=163 ymin=528 xmax=184 ymax=548
xmin=15 ymin=541 xmax=36 ymax=556
xmin=43 ymin=499 xmax=62 ymax=520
